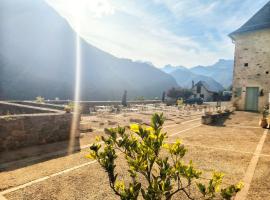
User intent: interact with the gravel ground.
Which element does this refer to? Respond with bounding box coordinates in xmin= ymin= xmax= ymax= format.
xmin=1 ymin=111 xmax=269 ymax=200
xmin=167 ymin=125 xmax=263 ymax=153
xmin=247 ymin=156 xmax=270 ymax=200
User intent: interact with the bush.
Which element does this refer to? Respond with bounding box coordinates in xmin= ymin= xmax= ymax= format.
xmin=64 ymin=102 xmax=81 ymax=113
xmin=88 ymin=113 xmax=243 ymax=200
xmin=35 ymin=96 xmax=45 ymax=103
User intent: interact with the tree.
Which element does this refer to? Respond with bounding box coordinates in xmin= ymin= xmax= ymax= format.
xmin=162 ymin=91 xmax=166 ymax=102
xmin=167 ymin=87 xmax=193 ymax=100
xmin=88 ymin=113 xmax=243 ymax=200
xmin=122 ymin=90 xmax=127 ymax=107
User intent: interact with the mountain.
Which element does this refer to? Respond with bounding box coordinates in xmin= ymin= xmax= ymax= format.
xmin=190 ymin=59 xmax=233 ymax=88
xmin=0 ymin=0 xmax=177 ymax=101
xmin=162 ymin=59 xmax=233 ymax=90
xmin=169 ymin=68 xmax=224 ymax=92
xmin=161 ymin=65 xmax=188 ymax=74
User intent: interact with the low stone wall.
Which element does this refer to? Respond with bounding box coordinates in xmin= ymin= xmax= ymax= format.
xmin=0 ymin=113 xmax=73 ymax=152
xmin=0 ymin=101 xmax=77 ymax=152
xmin=0 ymin=101 xmax=56 ymax=115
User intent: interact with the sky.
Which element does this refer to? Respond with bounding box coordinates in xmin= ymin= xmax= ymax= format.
xmin=46 ymin=0 xmax=269 ymax=68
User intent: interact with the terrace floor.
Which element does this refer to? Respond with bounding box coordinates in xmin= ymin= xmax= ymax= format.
xmin=0 ymin=111 xmax=269 ymax=200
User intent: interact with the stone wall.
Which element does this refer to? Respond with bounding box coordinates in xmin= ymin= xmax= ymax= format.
xmin=0 ymin=101 xmax=55 ymax=115
xmin=232 ymin=29 xmax=270 ymax=111
xmin=0 ymin=113 xmax=73 ymax=152
xmin=0 ymin=101 xmax=76 ymax=152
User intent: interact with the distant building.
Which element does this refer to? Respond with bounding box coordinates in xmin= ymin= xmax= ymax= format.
xmin=192 ymin=81 xmax=219 ymax=102
xmin=229 ymin=2 xmax=270 ymax=111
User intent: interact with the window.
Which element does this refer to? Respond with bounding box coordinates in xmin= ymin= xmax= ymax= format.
xmin=235 ymin=87 xmax=242 ymax=97
xmin=244 ymin=63 xmax=248 ymax=67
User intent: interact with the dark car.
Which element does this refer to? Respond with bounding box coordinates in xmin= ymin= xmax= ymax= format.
xmin=184 ymin=97 xmax=203 ymax=105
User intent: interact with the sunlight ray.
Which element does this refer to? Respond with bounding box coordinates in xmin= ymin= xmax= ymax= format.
xmin=68 ymin=16 xmax=82 ymax=154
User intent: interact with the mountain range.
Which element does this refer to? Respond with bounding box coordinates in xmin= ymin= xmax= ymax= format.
xmin=0 ymin=0 xmax=233 ymax=101
xmin=0 ymin=0 xmax=178 ymax=101
xmin=161 ymin=59 xmax=233 ymax=91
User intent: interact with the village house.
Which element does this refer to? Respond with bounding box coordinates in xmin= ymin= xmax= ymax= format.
xmin=229 ymin=1 xmax=270 ymax=111
xmin=192 ymin=81 xmax=219 ymax=102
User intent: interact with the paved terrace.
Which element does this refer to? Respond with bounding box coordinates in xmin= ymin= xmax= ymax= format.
xmin=0 ymin=111 xmax=269 ymax=200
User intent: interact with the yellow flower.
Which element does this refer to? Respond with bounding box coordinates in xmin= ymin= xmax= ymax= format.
xmin=130 ymin=124 xmax=139 ymax=132
xmin=149 ymin=133 xmax=157 ymax=139
xmin=115 ymin=181 xmax=125 ymax=191
xmin=85 ymin=153 xmax=96 ymax=159
xmin=175 ymin=139 xmax=182 ymax=145
xmin=145 ymin=126 xmax=154 ymax=133
xmin=236 ymin=181 xmax=244 ymax=190
xmin=162 ymin=143 xmax=170 ymax=149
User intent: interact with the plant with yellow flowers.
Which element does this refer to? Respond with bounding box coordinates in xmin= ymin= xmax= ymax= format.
xmin=88 ymin=113 xmax=243 ymax=200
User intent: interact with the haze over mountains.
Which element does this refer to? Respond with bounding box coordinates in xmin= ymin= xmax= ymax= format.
xmin=0 ymin=0 xmax=233 ymax=101
xmin=0 ymin=0 xmax=178 ymax=100
xmin=161 ymin=59 xmax=233 ymax=91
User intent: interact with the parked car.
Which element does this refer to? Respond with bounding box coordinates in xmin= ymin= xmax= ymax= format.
xmin=184 ymin=97 xmax=203 ymax=105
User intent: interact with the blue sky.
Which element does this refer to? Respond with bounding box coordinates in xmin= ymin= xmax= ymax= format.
xmin=47 ymin=0 xmax=269 ymax=68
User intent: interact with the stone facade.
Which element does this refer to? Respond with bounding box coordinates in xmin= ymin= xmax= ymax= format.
xmin=232 ymin=29 xmax=270 ymax=111
xmin=0 ymin=113 xmax=73 ymax=152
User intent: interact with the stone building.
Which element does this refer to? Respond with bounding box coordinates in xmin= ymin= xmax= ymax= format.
xmin=229 ymin=1 xmax=270 ymax=111
xmin=192 ymin=81 xmax=218 ymax=102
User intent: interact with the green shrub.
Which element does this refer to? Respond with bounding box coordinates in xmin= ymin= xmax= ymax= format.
xmin=88 ymin=113 xmax=243 ymax=200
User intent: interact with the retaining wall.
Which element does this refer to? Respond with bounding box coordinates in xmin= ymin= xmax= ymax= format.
xmin=0 ymin=101 xmax=75 ymax=152
xmin=0 ymin=101 xmax=55 ymax=115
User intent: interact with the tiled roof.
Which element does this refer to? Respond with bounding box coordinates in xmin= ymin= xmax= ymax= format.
xmin=229 ymin=1 xmax=270 ymax=37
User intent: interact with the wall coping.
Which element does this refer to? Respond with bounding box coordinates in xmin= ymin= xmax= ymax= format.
xmin=0 ymin=112 xmax=70 ymax=120
xmin=0 ymin=101 xmax=65 ymax=117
